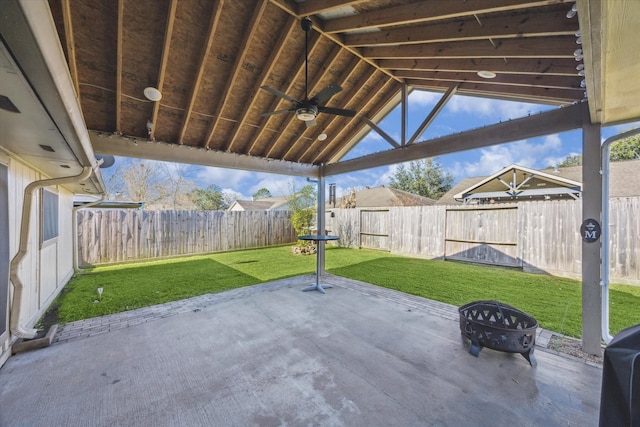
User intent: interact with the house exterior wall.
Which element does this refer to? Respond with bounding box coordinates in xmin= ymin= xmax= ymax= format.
xmin=0 ymin=154 xmax=75 ymax=367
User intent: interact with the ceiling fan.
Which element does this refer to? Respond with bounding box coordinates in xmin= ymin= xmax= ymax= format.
xmin=260 ymin=17 xmax=356 ymax=128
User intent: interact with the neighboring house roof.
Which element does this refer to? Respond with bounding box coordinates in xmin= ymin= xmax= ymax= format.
xmin=333 ymin=186 xmax=436 ymax=208
xmin=453 ymin=164 xmax=582 ymax=203
xmin=228 ymin=196 xmax=290 ymax=211
xmin=437 ymin=159 xmax=640 ymax=205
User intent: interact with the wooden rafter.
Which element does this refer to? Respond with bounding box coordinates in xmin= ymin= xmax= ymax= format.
xmin=362 ymin=36 xmax=577 ymax=59
xmin=61 ymin=0 xmax=80 ymax=100
xmin=321 ymin=79 xmax=400 ymax=164
xmin=406 ymin=83 xmax=458 ymax=146
xmin=394 ymin=70 xmax=582 ymax=90
xmin=308 ymin=68 xmax=392 ymax=163
xmin=322 ymin=0 xmax=570 ymax=33
xmin=225 ymin=15 xmax=298 ymax=152
xmin=149 ymin=0 xmax=177 ymax=141
xmin=204 ymin=1 xmax=269 ymax=149
xmin=378 ymin=58 xmax=580 ymax=76
xmin=177 ymin=0 xmax=225 ymax=145
xmin=404 ymin=79 xmax=581 ymax=104
xmin=344 ymin=8 xmax=576 ymax=47
xmin=269 ymin=0 xmax=400 ymax=83
xmin=324 ymin=102 xmax=588 ymax=176
xmin=295 ymin=0 xmax=368 ymax=17
xmin=115 ymin=0 xmax=124 ymax=132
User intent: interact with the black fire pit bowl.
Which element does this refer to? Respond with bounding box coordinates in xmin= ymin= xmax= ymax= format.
xmin=459 ymin=300 xmax=538 ymax=367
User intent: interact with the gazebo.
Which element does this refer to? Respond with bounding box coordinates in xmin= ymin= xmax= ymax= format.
xmin=1 ymin=0 xmax=639 ymax=366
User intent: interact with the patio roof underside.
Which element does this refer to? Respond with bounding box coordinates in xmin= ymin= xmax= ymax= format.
xmin=44 ymin=0 xmax=640 ymax=178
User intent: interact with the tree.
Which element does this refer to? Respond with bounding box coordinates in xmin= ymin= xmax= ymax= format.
xmin=610 ymin=131 xmax=640 ymax=161
xmin=160 ymin=163 xmax=196 ymax=209
xmin=555 ymin=154 xmax=583 ymax=168
xmin=252 ymin=188 xmax=272 ymax=200
xmin=388 ymin=158 xmax=454 ymax=200
xmin=191 ymin=185 xmax=228 ymax=210
xmin=103 ymin=159 xmax=201 ymax=209
xmin=286 ymin=183 xmax=316 ymax=242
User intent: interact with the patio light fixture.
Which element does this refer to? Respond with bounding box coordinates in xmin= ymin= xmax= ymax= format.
xmin=143 ymin=87 xmax=162 ymax=102
xmin=477 ymin=70 xmax=496 ymax=79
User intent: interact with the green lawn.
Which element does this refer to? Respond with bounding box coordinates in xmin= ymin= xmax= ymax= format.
xmin=45 ymin=246 xmax=640 ymax=338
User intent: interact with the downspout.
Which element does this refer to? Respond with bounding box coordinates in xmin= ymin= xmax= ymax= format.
xmin=600 ymin=127 xmax=640 ymax=344
xmin=9 ymin=166 xmax=93 ymax=339
xmin=72 ymin=194 xmax=105 ymax=271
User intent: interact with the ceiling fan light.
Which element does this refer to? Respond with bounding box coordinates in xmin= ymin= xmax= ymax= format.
xmin=296 ymin=107 xmax=316 ymax=121
xmin=477 ymin=70 xmax=496 ymax=79
xmin=143 ymin=87 xmax=162 ymax=101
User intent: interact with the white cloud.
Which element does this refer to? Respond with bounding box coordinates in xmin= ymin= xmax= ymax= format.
xmin=449 ymin=135 xmax=567 ymax=178
xmin=196 ymin=166 xmax=253 ymax=189
xmin=409 ymin=90 xmax=441 ymax=107
xmin=448 ymin=95 xmax=548 ymax=122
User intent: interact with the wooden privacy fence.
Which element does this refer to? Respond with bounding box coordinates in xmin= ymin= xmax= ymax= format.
xmin=77 ymin=209 xmax=296 ymax=266
xmin=327 ymin=197 xmax=640 ymax=285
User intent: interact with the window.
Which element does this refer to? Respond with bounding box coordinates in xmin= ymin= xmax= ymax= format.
xmin=42 ymin=189 xmax=59 ymax=242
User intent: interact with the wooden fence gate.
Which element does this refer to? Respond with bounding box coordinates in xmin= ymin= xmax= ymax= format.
xmin=359 ymin=209 xmax=390 ymax=251
xmin=444 ymin=205 xmax=521 ymax=267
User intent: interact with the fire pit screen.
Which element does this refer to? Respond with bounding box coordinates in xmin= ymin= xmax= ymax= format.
xmin=459 ymin=300 xmax=538 ymax=367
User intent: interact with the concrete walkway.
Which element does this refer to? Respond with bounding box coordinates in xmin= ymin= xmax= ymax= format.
xmin=0 ymin=275 xmax=602 ymax=426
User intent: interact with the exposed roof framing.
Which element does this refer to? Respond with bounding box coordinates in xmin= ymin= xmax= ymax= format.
xmin=44 ymin=0 xmax=638 ymax=174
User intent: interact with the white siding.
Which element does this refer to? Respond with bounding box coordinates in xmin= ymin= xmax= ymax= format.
xmin=1 ymin=156 xmax=76 ymax=366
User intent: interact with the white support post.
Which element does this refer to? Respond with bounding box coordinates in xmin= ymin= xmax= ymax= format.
xmin=581 ymin=121 xmax=602 ymax=355
xmin=317 ymin=165 xmax=326 ymax=276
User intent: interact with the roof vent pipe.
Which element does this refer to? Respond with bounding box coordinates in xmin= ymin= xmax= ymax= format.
xmin=600 ymin=127 xmax=640 ymax=345
xmin=9 ymin=166 xmax=93 ymax=339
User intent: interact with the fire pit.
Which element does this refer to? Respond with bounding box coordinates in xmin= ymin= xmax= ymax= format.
xmin=459 ymin=300 xmax=538 ymax=367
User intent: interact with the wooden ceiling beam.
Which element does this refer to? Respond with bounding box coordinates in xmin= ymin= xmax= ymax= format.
xmin=267 ymin=46 xmax=342 ymax=158
xmin=61 ymin=0 xmax=80 ymax=105
xmin=310 ymin=75 xmax=393 ymax=164
xmin=90 ymin=131 xmax=318 ymax=177
xmin=362 ymin=36 xmax=578 ymax=59
xmin=323 ymin=102 xmax=588 ymax=177
xmin=246 ymin=32 xmax=322 ymax=156
xmin=115 ymin=0 xmax=124 ymax=133
xmin=177 ymin=0 xmax=224 ymax=145
xmin=318 ymin=79 xmax=400 ymax=164
xmin=204 ymin=1 xmax=269 ymax=149
xmin=394 ymin=70 xmax=583 ymax=90
xmin=225 ymin=15 xmax=298 ymax=152
xmin=149 ymin=0 xmax=177 ymax=141
xmin=270 ymin=0 xmax=401 ymax=83
xmin=295 ymin=0 xmax=368 ymax=17
xmin=322 ymin=0 xmax=571 ymax=33
xmin=378 ymin=58 xmax=581 ymax=76
xmin=404 ymin=79 xmax=582 ymax=104
xmin=344 ymin=8 xmax=576 ymax=47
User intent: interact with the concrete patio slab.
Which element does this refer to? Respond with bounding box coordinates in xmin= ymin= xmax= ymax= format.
xmin=0 ymin=275 xmax=602 ymax=426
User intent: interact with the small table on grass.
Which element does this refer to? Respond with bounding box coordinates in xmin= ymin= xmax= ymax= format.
xmin=297 ymin=234 xmax=339 ymax=294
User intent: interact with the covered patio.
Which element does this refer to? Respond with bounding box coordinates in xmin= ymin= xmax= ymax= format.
xmin=0 ymin=275 xmax=602 ymax=426
xmin=1 ymin=1 xmax=639 ymax=424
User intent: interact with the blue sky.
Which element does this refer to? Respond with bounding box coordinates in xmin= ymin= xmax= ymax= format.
xmin=105 ymin=91 xmax=639 ymax=200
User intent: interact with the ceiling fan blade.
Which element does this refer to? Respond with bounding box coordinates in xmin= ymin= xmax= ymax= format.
xmin=261 ymin=108 xmax=295 ymax=117
xmin=305 ymin=119 xmax=316 ymax=128
xmin=311 ymin=83 xmax=343 ymax=105
xmin=260 ymin=86 xmax=299 ymax=104
xmin=318 ymin=106 xmax=356 ymax=117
